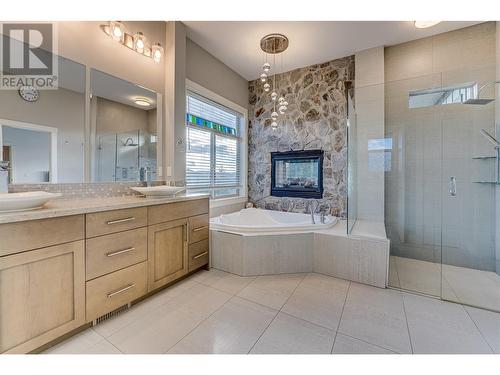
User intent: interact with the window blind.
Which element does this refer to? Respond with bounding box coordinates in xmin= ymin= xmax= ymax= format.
xmin=186 ymin=91 xmax=242 ymax=198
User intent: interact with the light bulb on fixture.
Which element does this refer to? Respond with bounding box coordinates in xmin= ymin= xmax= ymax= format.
xmin=133 ymin=32 xmax=146 ymax=53
xmin=152 ymin=43 xmax=163 ymax=63
xmin=278 ymin=96 xmax=285 ymax=104
xmin=260 ymin=73 xmax=267 ymax=82
xmin=271 ymin=92 xmax=277 ymax=101
xmin=271 ymin=111 xmax=278 ymax=120
xmin=134 ymin=98 xmax=151 ymax=107
xmin=263 ymin=83 xmax=270 ymax=92
xmin=262 ymin=62 xmax=271 ymax=72
xmin=414 ymin=21 xmax=441 ymax=29
xmin=271 ymin=121 xmax=278 ymax=129
xmin=109 ymin=21 xmax=124 ymax=42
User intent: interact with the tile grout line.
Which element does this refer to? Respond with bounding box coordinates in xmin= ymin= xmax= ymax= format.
xmin=337 ymin=332 xmax=399 ymax=354
xmin=90 ymin=327 xmax=124 ymax=353
xmin=330 ymin=281 xmax=351 ymax=354
xmin=399 ymin=291 xmax=415 ymax=354
xmin=461 ymin=304 xmax=494 ymax=354
xmin=246 ymin=273 xmax=308 ymax=354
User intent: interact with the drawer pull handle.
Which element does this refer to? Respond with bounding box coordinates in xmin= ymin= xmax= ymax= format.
xmin=107 ymin=284 xmax=136 ymax=298
xmin=193 ymin=251 xmax=208 ymax=260
xmin=107 ymin=217 xmax=135 ymax=225
xmin=106 ymin=247 xmax=135 ymax=257
xmin=193 ymin=225 xmax=208 ymax=232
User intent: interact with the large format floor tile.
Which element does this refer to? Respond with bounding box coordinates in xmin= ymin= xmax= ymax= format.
xmin=168 ymin=297 xmax=277 ymax=354
xmin=106 ymin=284 xmax=232 ymax=353
xmin=44 ymin=329 xmax=120 ymax=354
xmin=338 ymin=283 xmax=412 ymax=354
xmin=194 ymin=268 xmax=256 ymax=295
xmin=332 ymin=333 xmax=395 ymax=354
xmin=237 ymin=273 xmax=305 ymax=310
xmin=250 ymin=312 xmax=336 ymax=354
xmin=465 ymin=306 xmax=500 ymax=354
xmin=403 ymin=293 xmax=492 ymax=354
xmin=282 ymin=274 xmax=349 ymax=330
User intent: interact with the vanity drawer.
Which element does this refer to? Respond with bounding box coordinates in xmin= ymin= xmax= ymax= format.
xmin=86 ymin=227 xmax=148 ymax=280
xmin=0 ymin=215 xmax=84 ymax=257
xmin=86 ymin=261 xmax=148 ymax=322
xmin=148 ymin=198 xmax=209 ymax=225
xmin=188 ymin=214 xmax=209 ymax=244
xmin=86 ymin=207 xmax=147 ymax=238
xmin=188 ymin=239 xmax=209 ymax=271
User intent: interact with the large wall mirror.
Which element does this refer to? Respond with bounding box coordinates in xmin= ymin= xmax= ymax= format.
xmin=0 ymin=35 xmax=162 ymax=185
xmin=90 ymin=69 xmax=161 ymax=183
xmin=0 ymin=55 xmax=86 ymax=184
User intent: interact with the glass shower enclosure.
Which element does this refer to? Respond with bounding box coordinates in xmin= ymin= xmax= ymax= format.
xmin=96 ymin=129 xmax=157 ymax=182
xmin=385 ymin=64 xmax=499 ymax=312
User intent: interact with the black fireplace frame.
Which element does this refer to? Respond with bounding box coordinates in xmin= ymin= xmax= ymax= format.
xmin=270 ymin=149 xmax=324 ymax=199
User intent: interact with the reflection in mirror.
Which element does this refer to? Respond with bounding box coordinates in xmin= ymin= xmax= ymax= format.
xmin=408 ymin=82 xmax=477 ymax=108
xmin=0 ymin=52 xmax=86 ymax=183
xmin=90 ymin=69 xmax=159 ymax=182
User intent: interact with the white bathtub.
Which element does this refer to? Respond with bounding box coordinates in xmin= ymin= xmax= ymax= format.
xmin=210 ymin=208 xmax=338 ymax=234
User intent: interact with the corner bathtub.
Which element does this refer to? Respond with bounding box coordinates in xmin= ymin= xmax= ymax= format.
xmin=210 ymin=208 xmax=338 ymax=235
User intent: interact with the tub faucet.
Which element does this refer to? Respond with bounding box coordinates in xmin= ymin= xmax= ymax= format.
xmin=0 ymin=161 xmax=9 ymax=193
xmin=309 ymin=201 xmax=318 ymax=224
xmin=320 ymin=211 xmax=326 ymax=224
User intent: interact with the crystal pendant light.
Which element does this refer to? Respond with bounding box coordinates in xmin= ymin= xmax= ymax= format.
xmin=133 ymin=32 xmax=146 ymax=53
xmin=151 ymin=43 xmax=163 ymax=63
xmin=263 ymin=83 xmax=270 ymax=92
xmin=260 ymin=73 xmax=267 ymax=82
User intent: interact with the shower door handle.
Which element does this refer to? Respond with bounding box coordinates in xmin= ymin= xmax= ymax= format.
xmin=449 ymin=176 xmax=457 ymax=197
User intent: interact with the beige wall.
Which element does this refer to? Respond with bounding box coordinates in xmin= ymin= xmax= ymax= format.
xmin=186 ymin=38 xmax=248 ymax=109
xmin=57 ymin=22 xmax=166 ymax=94
xmin=95 ymin=97 xmax=150 ymax=135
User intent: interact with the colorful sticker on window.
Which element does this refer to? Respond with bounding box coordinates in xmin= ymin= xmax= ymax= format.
xmin=187 ymin=113 xmax=237 ymax=136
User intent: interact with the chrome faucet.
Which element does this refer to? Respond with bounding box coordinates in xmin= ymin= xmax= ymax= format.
xmin=309 ymin=201 xmax=318 ymax=224
xmin=141 ymin=166 xmax=152 ymax=187
xmin=0 ymin=161 xmax=9 ymax=194
xmin=320 ymin=211 xmax=326 ymax=224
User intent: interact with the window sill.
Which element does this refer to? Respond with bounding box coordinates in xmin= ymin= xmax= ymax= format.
xmin=210 ymin=196 xmax=248 ymax=208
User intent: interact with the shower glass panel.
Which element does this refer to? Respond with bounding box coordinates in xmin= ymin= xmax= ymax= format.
xmin=386 ymin=65 xmax=499 ymax=312
xmin=96 ymin=129 xmax=156 ymax=182
xmin=386 ymin=73 xmax=443 ymax=297
xmin=440 ymin=65 xmax=499 ymax=311
xmin=347 ymin=89 xmax=357 ymax=234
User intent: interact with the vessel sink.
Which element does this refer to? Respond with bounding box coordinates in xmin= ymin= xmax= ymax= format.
xmin=130 ymin=185 xmax=186 ymax=198
xmin=0 ymin=191 xmax=62 ymax=212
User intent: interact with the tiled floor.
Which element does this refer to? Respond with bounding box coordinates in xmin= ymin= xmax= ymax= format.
xmin=389 ymin=256 xmax=500 ymax=311
xmin=44 ymin=268 xmax=500 ymax=354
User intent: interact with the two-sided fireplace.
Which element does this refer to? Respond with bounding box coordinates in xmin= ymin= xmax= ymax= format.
xmin=271 ymin=149 xmax=324 ymax=199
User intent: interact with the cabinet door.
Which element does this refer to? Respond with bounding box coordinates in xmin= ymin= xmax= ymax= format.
xmin=148 ymin=218 xmax=188 ymax=291
xmin=0 ymin=241 xmax=85 ymax=354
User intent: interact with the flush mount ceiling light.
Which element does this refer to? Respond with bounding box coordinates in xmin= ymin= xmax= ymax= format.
xmin=134 ymin=98 xmax=151 ymax=107
xmin=259 ymin=33 xmax=289 ymax=130
xmin=414 ymin=21 xmax=441 ymax=29
xmin=101 ymin=22 xmax=163 ymax=63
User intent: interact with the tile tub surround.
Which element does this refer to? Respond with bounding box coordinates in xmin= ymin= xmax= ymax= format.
xmin=248 ymin=55 xmax=355 ymax=217
xmin=211 ymin=226 xmax=389 ymax=288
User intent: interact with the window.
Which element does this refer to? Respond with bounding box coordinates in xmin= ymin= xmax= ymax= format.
xmin=186 ymin=90 xmax=244 ymax=199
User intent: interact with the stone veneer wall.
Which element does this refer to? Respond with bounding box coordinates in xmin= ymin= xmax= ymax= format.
xmin=248 ymin=55 xmax=354 ymax=216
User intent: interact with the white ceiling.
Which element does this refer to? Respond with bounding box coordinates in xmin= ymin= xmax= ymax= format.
xmin=183 ymin=21 xmax=483 ymax=80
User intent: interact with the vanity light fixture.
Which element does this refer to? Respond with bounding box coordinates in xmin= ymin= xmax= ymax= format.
xmin=134 ymin=98 xmax=151 ymax=107
xmin=101 ymin=22 xmax=163 ymax=63
xmin=414 ymin=21 xmax=441 ymax=29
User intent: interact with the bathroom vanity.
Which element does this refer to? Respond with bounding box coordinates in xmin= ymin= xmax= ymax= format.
xmin=0 ymin=195 xmax=209 ymax=354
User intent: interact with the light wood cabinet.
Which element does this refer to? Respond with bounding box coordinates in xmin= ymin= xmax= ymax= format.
xmin=148 ymin=218 xmax=188 ymax=291
xmin=0 ymin=241 xmax=85 ymax=354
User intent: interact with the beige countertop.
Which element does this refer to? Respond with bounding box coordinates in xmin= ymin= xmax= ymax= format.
xmin=0 ymin=193 xmax=210 ymax=224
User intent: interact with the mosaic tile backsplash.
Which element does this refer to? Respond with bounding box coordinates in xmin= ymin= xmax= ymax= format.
xmin=248 ymin=55 xmax=354 ymax=217
xmin=8 ymin=181 xmax=183 ymax=200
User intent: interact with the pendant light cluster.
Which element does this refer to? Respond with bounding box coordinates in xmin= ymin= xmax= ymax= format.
xmin=259 ymin=34 xmax=289 ymax=129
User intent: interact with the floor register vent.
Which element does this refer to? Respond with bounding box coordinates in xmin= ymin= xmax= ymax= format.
xmin=92 ymin=303 xmax=131 ymax=326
